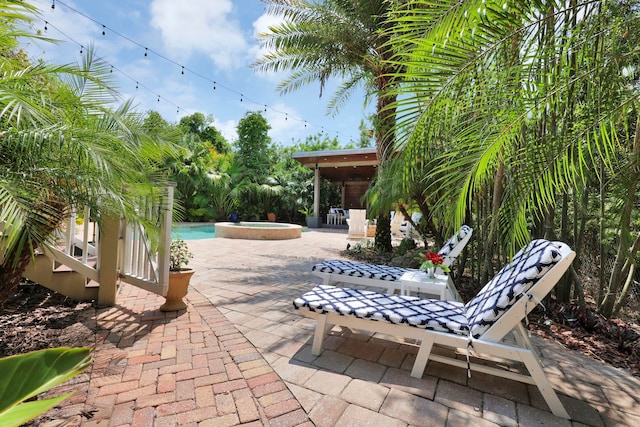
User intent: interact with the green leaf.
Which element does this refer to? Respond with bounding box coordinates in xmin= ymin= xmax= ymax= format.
xmin=0 ymin=394 xmax=72 ymax=427
xmin=0 ymin=347 xmax=93 ymax=426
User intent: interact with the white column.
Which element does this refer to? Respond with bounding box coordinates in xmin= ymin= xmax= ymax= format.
xmin=313 ymin=163 xmax=320 ymax=218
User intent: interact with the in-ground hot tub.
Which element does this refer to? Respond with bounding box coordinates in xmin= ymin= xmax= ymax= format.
xmin=214 ymin=222 xmax=302 ymax=240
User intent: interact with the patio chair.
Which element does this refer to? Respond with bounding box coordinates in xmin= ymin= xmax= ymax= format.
xmin=312 ymin=225 xmax=473 ymax=297
xmin=390 ymin=211 xmax=405 ymax=240
xmin=294 ymin=239 xmax=575 ymax=419
xmin=346 ymin=209 xmax=369 ymax=239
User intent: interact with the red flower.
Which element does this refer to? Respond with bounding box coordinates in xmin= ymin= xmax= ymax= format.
xmin=421 ymin=251 xmax=444 ymax=265
xmin=418 ymin=251 xmax=450 ymax=272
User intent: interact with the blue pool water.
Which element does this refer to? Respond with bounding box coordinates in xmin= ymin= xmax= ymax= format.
xmin=171 ymin=223 xmax=216 ymax=240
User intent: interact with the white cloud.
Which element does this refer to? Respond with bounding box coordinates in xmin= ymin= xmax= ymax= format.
xmin=265 ymin=103 xmax=307 ymax=145
xmin=250 ymin=11 xmax=285 ymax=82
xmin=150 ymin=0 xmax=249 ymax=70
xmin=216 ymin=118 xmax=238 ymax=143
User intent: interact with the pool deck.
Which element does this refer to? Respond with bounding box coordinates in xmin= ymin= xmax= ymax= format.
xmin=64 ymin=229 xmax=640 ymax=426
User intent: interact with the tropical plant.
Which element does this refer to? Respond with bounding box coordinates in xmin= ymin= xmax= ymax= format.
xmin=0 ymin=4 xmax=176 ymax=298
xmin=254 ymin=0 xmax=403 ymax=251
xmin=383 ymin=0 xmax=640 ymax=316
xmin=0 ymin=347 xmax=92 ymax=427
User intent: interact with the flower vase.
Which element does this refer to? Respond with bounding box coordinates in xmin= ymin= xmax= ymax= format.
xmin=425 ymin=267 xmax=435 ymax=278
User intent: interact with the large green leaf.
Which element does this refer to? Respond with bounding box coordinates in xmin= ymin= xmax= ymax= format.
xmin=0 ymin=347 xmax=93 ymax=426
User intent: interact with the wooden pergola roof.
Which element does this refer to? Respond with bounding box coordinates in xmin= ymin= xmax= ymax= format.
xmin=292 ymin=147 xmax=379 ymax=183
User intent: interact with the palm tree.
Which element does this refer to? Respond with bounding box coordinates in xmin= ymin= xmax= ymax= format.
xmin=254 ymin=0 xmax=402 ymax=251
xmin=0 ymin=5 xmax=175 ymax=298
xmin=383 ymin=0 xmax=640 ymax=313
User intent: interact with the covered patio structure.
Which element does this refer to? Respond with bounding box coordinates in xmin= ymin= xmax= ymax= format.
xmin=292 ymin=147 xmax=378 ymax=227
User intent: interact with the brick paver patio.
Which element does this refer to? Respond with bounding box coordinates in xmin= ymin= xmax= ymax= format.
xmin=43 ymin=229 xmax=640 ymax=426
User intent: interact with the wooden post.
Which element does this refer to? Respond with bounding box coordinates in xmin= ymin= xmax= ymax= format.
xmin=97 ymin=215 xmax=120 ymax=306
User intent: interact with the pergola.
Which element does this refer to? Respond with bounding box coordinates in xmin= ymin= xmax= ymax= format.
xmin=292 ymin=147 xmax=379 ymax=226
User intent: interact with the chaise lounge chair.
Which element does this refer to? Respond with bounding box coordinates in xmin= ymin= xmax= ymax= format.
xmin=312 ymin=225 xmax=473 ymax=299
xmin=294 ymin=239 xmax=575 ymax=419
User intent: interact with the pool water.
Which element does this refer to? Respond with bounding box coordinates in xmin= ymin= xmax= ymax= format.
xmin=172 ymin=223 xmax=216 ymax=240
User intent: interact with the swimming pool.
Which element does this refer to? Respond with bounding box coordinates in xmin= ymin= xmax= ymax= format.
xmin=171 ymin=223 xmax=215 ymax=240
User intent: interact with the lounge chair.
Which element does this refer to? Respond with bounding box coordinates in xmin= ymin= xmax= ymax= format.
xmin=294 ymin=239 xmax=575 ymax=419
xmin=312 ymin=225 xmax=473 ymax=298
xmin=346 ymin=209 xmax=369 ymax=239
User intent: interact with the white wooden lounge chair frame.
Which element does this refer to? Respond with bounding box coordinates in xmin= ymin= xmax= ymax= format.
xmin=312 ymin=225 xmax=473 ymax=297
xmin=295 ymin=240 xmax=575 ymax=419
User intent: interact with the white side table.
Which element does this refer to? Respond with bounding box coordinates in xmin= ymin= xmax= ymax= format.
xmin=400 ymin=270 xmax=457 ymax=301
xmin=326 ymin=213 xmax=337 ymax=225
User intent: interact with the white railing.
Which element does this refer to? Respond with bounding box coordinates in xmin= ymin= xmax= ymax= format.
xmin=118 ymin=185 xmax=173 ymax=296
xmin=45 ymin=185 xmax=174 ymax=297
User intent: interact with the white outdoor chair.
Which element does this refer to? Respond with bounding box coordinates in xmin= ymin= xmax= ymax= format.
xmin=312 ymin=225 xmax=473 ymax=297
xmin=346 ymin=209 xmax=369 ymax=239
xmin=390 ymin=211 xmax=405 ymax=240
xmin=295 ymin=239 xmax=575 ymax=419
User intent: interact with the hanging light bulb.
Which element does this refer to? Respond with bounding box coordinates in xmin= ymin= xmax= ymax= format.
xmin=135 ymin=82 xmax=139 ymax=89
xmin=264 ymin=105 xmax=267 ymax=112
xmin=240 ymin=94 xmax=243 ymax=102
xmin=144 ymin=47 xmax=148 ymax=57
xmin=102 ymin=25 xmax=106 ymax=36
xmin=181 ymin=66 xmax=185 ymax=75
xmin=44 ymin=21 xmax=48 ymax=32
xmin=285 ymin=113 xmax=288 ymax=121
xmin=110 ymin=65 xmax=113 ymax=73
xmin=80 ymin=45 xmax=83 ymax=54
xmin=304 ymin=121 xmax=307 ymax=128
xmin=213 ymin=82 xmax=216 ymax=90
xmin=157 ymin=96 xmax=160 ymax=103
xmin=51 ymin=0 xmax=55 ymax=10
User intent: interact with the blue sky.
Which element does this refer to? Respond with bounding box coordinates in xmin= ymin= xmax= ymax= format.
xmin=27 ymin=0 xmax=373 ymax=146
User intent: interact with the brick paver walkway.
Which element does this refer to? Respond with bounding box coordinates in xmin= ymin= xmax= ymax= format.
xmin=42 ymin=229 xmax=640 ymax=426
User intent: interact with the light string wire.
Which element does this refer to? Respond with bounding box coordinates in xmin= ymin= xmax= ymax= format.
xmin=41 ymin=0 xmax=349 ymax=139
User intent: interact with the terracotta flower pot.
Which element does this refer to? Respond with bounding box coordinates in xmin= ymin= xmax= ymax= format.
xmin=160 ymin=269 xmax=195 ymax=311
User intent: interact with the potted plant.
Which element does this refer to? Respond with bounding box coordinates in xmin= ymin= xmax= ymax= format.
xmin=299 ymin=206 xmax=319 ymax=228
xmin=160 ymin=239 xmax=194 ymax=311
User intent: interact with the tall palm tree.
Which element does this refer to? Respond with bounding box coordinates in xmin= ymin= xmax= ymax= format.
xmin=0 ymin=4 xmax=175 ymax=297
xmin=254 ymin=0 xmax=402 ymax=251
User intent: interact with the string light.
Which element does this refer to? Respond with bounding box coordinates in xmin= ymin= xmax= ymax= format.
xmin=40 ymin=0 xmax=358 ymax=139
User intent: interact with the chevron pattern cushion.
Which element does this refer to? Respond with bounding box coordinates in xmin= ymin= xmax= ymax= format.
xmin=438 ymin=225 xmax=473 ymax=258
xmin=311 ymin=259 xmax=412 ymax=282
xmin=464 ymin=239 xmax=562 ymax=337
xmin=293 ymin=284 xmax=467 ymax=334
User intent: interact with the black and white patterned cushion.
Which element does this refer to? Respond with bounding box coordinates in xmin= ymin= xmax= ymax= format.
xmin=293 ymin=284 xmax=467 ymax=334
xmin=438 ymin=225 xmax=473 ymax=258
xmin=464 ymin=239 xmax=562 ymax=338
xmin=312 ymin=259 xmax=411 ymax=282
xmin=312 ymin=226 xmax=472 ymax=281
xmin=299 ymin=239 xmax=564 ymax=340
